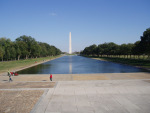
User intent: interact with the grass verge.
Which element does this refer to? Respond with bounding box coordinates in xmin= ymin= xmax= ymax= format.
xmin=0 ymin=56 xmax=61 ymax=74
xmin=87 ymin=56 xmax=150 ymax=70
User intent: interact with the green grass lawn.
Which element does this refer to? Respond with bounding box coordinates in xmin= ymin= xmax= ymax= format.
xmin=0 ymin=56 xmax=60 ymax=74
xmin=92 ymin=56 xmax=150 ymax=69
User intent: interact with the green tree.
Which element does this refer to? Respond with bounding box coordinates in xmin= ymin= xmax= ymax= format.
xmin=140 ymin=28 xmax=150 ymax=57
xmin=107 ymin=42 xmax=119 ymax=56
xmin=3 ymin=39 xmax=12 ymax=60
xmin=10 ymin=47 xmax=16 ymax=60
xmin=97 ymin=44 xmax=103 ymax=56
xmin=126 ymin=43 xmax=134 ymax=58
xmin=5 ymin=49 xmax=10 ymax=60
xmin=31 ymin=42 xmax=41 ymax=58
xmin=99 ymin=43 xmax=109 ymax=56
xmin=0 ymin=46 xmax=5 ymax=61
xmin=16 ymin=35 xmax=36 ymax=59
xmin=0 ymin=36 xmax=61 ymax=61
xmin=132 ymin=41 xmax=142 ymax=59
xmin=119 ymin=44 xmax=128 ymax=58
xmin=50 ymin=46 xmax=56 ymax=56
xmin=89 ymin=44 xmax=97 ymax=56
xmin=39 ymin=42 xmax=48 ymax=57
xmin=16 ymin=41 xmax=28 ymax=59
xmin=16 ymin=48 xmax=21 ymax=60
xmin=56 ymin=48 xmax=61 ymax=55
xmin=0 ymin=38 xmax=7 ymax=61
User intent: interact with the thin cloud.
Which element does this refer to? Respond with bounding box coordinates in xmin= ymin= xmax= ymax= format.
xmin=50 ymin=13 xmax=57 ymax=16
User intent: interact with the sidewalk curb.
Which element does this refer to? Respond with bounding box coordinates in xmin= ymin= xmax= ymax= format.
xmin=30 ymin=89 xmax=49 ymax=113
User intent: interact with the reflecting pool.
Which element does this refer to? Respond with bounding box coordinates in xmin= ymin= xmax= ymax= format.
xmin=18 ymin=55 xmax=149 ymax=74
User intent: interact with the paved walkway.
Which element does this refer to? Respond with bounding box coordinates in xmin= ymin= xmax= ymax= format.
xmin=1 ymin=73 xmax=150 ymax=82
xmin=0 ymin=73 xmax=150 ymax=113
xmin=32 ymin=79 xmax=150 ymax=113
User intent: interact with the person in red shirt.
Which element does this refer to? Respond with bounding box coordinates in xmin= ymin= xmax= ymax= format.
xmin=50 ymin=74 xmax=52 ymax=81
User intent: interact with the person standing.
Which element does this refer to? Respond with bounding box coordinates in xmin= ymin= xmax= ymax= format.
xmin=8 ymin=70 xmax=12 ymax=82
xmin=8 ymin=70 xmax=10 ymax=76
xmin=50 ymin=74 xmax=52 ymax=81
xmin=9 ymin=74 xmax=13 ymax=82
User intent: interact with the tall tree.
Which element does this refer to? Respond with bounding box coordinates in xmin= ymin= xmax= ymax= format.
xmin=0 ymin=36 xmax=61 ymax=61
xmin=0 ymin=46 xmax=5 ymax=61
xmin=97 ymin=44 xmax=103 ymax=56
xmin=140 ymin=28 xmax=150 ymax=57
xmin=15 ymin=41 xmax=28 ymax=59
xmin=31 ymin=42 xmax=41 ymax=58
xmin=4 ymin=39 xmax=12 ymax=60
xmin=10 ymin=47 xmax=16 ymax=60
xmin=16 ymin=48 xmax=21 ymax=60
xmin=100 ymin=43 xmax=109 ymax=56
xmin=107 ymin=42 xmax=119 ymax=56
xmin=126 ymin=43 xmax=134 ymax=58
xmin=16 ymin=35 xmax=36 ymax=59
xmin=132 ymin=41 xmax=142 ymax=59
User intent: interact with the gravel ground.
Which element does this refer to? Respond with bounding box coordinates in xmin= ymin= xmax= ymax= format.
xmin=0 ymin=82 xmax=56 ymax=89
xmin=0 ymin=82 xmax=55 ymax=113
xmin=0 ymin=90 xmax=44 ymax=113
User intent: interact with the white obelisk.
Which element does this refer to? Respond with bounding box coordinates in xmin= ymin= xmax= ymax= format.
xmin=69 ymin=32 xmax=72 ymax=54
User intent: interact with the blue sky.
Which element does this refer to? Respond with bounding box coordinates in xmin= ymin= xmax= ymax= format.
xmin=0 ymin=0 xmax=150 ymax=52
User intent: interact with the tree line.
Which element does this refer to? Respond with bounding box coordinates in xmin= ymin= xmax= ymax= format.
xmin=0 ymin=35 xmax=61 ymax=61
xmin=81 ymin=28 xmax=150 ymax=59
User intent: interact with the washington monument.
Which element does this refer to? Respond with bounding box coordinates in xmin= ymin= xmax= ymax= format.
xmin=69 ymin=32 xmax=72 ymax=54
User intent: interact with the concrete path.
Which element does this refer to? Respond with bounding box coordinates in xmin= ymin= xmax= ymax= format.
xmin=1 ymin=73 xmax=150 ymax=82
xmin=32 ymin=79 xmax=150 ymax=113
xmin=1 ymin=73 xmax=150 ymax=113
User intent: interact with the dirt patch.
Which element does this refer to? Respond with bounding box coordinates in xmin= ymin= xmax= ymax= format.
xmin=0 ymin=82 xmax=56 ymax=89
xmin=0 ymin=90 xmax=44 ymax=113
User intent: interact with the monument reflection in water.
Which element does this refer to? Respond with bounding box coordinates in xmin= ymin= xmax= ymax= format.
xmin=69 ymin=56 xmax=72 ymax=74
xmin=18 ymin=56 xmax=149 ymax=74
